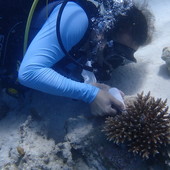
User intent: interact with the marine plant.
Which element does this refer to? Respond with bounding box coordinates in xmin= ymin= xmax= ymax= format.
xmin=103 ymin=91 xmax=170 ymax=159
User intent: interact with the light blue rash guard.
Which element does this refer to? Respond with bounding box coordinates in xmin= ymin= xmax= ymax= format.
xmin=18 ymin=2 xmax=99 ymax=103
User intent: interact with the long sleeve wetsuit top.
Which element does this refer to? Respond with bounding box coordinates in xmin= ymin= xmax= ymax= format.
xmin=18 ymin=2 xmax=99 ymax=103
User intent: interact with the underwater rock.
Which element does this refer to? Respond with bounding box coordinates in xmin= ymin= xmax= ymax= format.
xmin=30 ymin=107 xmax=42 ymax=121
xmin=65 ymin=115 xmax=147 ymax=170
xmin=161 ymin=47 xmax=170 ymax=74
xmin=0 ymin=101 xmax=10 ymax=120
xmin=16 ymin=146 xmax=25 ymax=157
xmin=65 ymin=115 xmax=93 ymax=149
xmin=1 ymin=115 xmax=75 ymax=170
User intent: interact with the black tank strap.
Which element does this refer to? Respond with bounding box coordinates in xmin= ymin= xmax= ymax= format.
xmin=56 ymin=0 xmax=98 ymax=72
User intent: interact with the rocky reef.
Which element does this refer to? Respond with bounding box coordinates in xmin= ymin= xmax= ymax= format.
xmin=0 ymin=91 xmax=170 ymax=170
xmin=1 ymin=114 xmax=147 ymax=170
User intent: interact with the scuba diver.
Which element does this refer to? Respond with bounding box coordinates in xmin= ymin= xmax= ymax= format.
xmin=18 ymin=0 xmax=153 ymax=116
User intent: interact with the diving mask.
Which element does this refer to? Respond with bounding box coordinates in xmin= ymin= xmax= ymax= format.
xmin=92 ymin=41 xmax=136 ymax=81
xmin=103 ymin=41 xmax=136 ymax=68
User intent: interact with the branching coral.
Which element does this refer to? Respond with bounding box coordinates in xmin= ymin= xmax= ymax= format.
xmin=103 ymin=91 xmax=170 ymax=159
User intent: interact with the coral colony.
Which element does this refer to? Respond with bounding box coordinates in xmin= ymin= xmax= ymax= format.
xmin=103 ymin=92 xmax=170 ymax=159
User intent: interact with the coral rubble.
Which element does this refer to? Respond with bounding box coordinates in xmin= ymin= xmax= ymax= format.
xmin=103 ymin=92 xmax=170 ymax=159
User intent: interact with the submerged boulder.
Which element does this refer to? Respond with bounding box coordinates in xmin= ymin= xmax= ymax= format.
xmin=161 ymin=47 xmax=170 ymax=74
xmin=65 ymin=115 xmax=147 ymax=170
xmin=0 ymin=101 xmax=10 ymax=120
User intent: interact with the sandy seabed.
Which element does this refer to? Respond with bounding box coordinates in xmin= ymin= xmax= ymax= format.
xmin=0 ymin=0 xmax=170 ymax=169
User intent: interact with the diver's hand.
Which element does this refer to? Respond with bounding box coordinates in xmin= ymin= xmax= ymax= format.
xmin=90 ymin=89 xmax=125 ymax=116
xmin=90 ymin=82 xmax=110 ymax=91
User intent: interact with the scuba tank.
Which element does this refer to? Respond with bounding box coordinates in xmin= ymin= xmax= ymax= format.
xmin=0 ymin=0 xmax=46 ymax=97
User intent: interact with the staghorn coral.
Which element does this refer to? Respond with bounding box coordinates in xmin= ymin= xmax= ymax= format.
xmin=103 ymin=91 xmax=170 ymax=159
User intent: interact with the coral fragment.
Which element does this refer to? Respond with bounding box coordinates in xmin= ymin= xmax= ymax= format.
xmin=103 ymin=92 xmax=170 ymax=159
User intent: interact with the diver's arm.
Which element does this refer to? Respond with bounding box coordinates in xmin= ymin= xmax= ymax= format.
xmin=18 ymin=2 xmax=99 ymax=103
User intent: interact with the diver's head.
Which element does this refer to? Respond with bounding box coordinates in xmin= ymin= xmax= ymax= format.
xmin=110 ymin=5 xmax=153 ymax=47
xmin=89 ymin=0 xmax=154 ymax=81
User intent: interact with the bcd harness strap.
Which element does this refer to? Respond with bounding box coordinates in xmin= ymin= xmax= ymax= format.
xmin=56 ymin=0 xmax=97 ymax=72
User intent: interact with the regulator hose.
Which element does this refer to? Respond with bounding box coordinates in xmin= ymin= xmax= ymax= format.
xmin=23 ymin=0 xmax=39 ymax=55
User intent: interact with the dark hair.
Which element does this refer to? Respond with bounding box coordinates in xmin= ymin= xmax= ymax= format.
xmin=111 ymin=5 xmax=153 ymax=46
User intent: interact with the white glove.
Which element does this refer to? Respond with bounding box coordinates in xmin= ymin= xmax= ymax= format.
xmin=81 ymin=61 xmax=97 ymax=84
xmin=109 ymin=87 xmax=125 ymax=108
